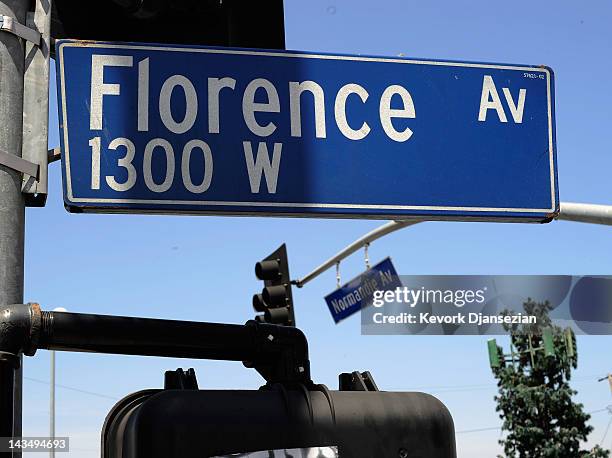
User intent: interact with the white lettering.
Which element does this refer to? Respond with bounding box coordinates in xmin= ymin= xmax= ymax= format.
xmin=289 ymin=81 xmax=327 ymax=138
xmin=138 ymin=58 xmax=149 ymax=132
xmin=143 ymin=138 xmax=175 ymax=193
xmin=89 ymin=137 xmax=101 ymax=190
xmin=90 ymin=54 xmax=133 ymax=130
xmin=478 ymin=75 xmax=507 ymax=123
xmin=379 ymin=85 xmax=415 ymax=142
xmin=159 ymin=75 xmax=198 ymax=134
xmin=208 ymin=77 xmax=236 ymax=134
xmin=106 ymin=137 xmax=137 ymax=192
xmin=243 ymin=141 xmax=282 ymax=193
xmin=335 ymin=83 xmax=371 ymax=140
xmin=181 ymin=139 xmax=213 ymax=194
xmin=502 ymin=87 xmax=527 ymax=123
xmin=242 ymin=79 xmax=280 ymax=137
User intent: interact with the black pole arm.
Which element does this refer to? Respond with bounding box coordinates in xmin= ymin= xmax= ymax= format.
xmin=42 ymin=310 xmax=258 ymax=360
xmin=0 ymin=303 xmax=311 ymax=385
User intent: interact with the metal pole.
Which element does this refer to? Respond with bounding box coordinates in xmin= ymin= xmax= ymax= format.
xmin=557 ymin=202 xmax=612 ymax=226
xmin=0 ymin=305 xmax=313 ymax=385
xmin=294 ymin=220 xmax=423 ymax=287
xmin=49 ymin=307 xmax=64 ymax=458
xmin=0 ymin=363 xmax=15 ymax=446
xmin=39 ymin=312 xmax=266 ymax=361
xmin=49 ymin=351 xmax=54 ymax=458
xmin=294 ymin=201 xmax=612 ymax=288
xmin=0 ymin=0 xmax=27 ymax=454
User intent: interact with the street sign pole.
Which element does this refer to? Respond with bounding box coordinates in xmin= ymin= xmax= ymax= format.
xmin=294 ymin=201 xmax=612 ymax=288
xmin=0 ymin=0 xmax=27 ymax=453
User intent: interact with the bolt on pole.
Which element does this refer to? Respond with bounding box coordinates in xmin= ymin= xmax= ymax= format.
xmin=0 ymin=0 xmax=28 ymax=454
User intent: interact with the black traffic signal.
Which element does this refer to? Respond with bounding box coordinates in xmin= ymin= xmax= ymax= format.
xmin=50 ymin=0 xmax=285 ymax=49
xmin=253 ymin=244 xmax=295 ymax=326
xmin=103 ymin=377 xmax=456 ymax=458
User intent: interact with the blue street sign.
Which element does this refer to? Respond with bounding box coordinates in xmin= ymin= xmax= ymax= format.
xmin=56 ymin=40 xmax=558 ymax=220
xmin=325 ymin=258 xmax=402 ymax=323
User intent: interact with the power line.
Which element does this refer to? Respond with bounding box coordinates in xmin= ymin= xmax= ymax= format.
xmin=601 ymin=416 xmax=612 ymax=446
xmin=23 ymin=376 xmax=119 ymax=400
xmin=22 ymin=372 xmax=609 ymax=406
xmin=589 ymin=407 xmax=612 ymax=415
xmin=23 ymin=357 xmax=608 ymax=404
xmin=456 ymin=426 xmax=501 ymax=435
xmin=406 ymin=374 xmax=605 ymax=395
xmin=455 ymin=405 xmax=611 ymax=437
xmin=23 ymin=371 xmax=605 ymax=399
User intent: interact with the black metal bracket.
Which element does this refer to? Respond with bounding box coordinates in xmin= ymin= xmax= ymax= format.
xmin=164 ymin=368 xmax=199 ymax=390
xmin=339 ymin=371 xmax=379 ymax=391
xmin=0 ymin=303 xmax=311 ymax=385
xmin=0 ymin=303 xmax=313 ymax=440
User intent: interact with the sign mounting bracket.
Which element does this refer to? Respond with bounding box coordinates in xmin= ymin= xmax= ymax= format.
xmin=0 ymin=14 xmax=40 ymax=44
xmin=0 ymin=148 xmax=39 ymax=179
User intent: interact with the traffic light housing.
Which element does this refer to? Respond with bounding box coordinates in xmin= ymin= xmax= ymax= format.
xmin=50 ymin=0 xmax=285 ymax=49
xmin=102 ymin=370 xmax=457 ymax=458
xmin=253 ymin=244 xmax=295 ymax=326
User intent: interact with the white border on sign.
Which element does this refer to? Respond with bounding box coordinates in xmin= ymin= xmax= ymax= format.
xmin=58 ymin=42 xmax=557 ymax=215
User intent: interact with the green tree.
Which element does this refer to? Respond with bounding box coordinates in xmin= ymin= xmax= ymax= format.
xmin=491 ymin=299 xmax=609 ymax=458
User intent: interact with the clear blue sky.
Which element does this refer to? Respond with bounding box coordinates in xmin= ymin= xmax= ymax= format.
xmin=21 ymin=1 xmax=612 ymax=456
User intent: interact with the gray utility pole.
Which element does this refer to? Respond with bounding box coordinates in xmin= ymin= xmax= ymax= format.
xmin=49 ymin=350 xmax=54 ymax=458
xmin=0 ymin=0 xmax=28 ymax=453
xmin=49 ymin=308 xmax=65 ymax=458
